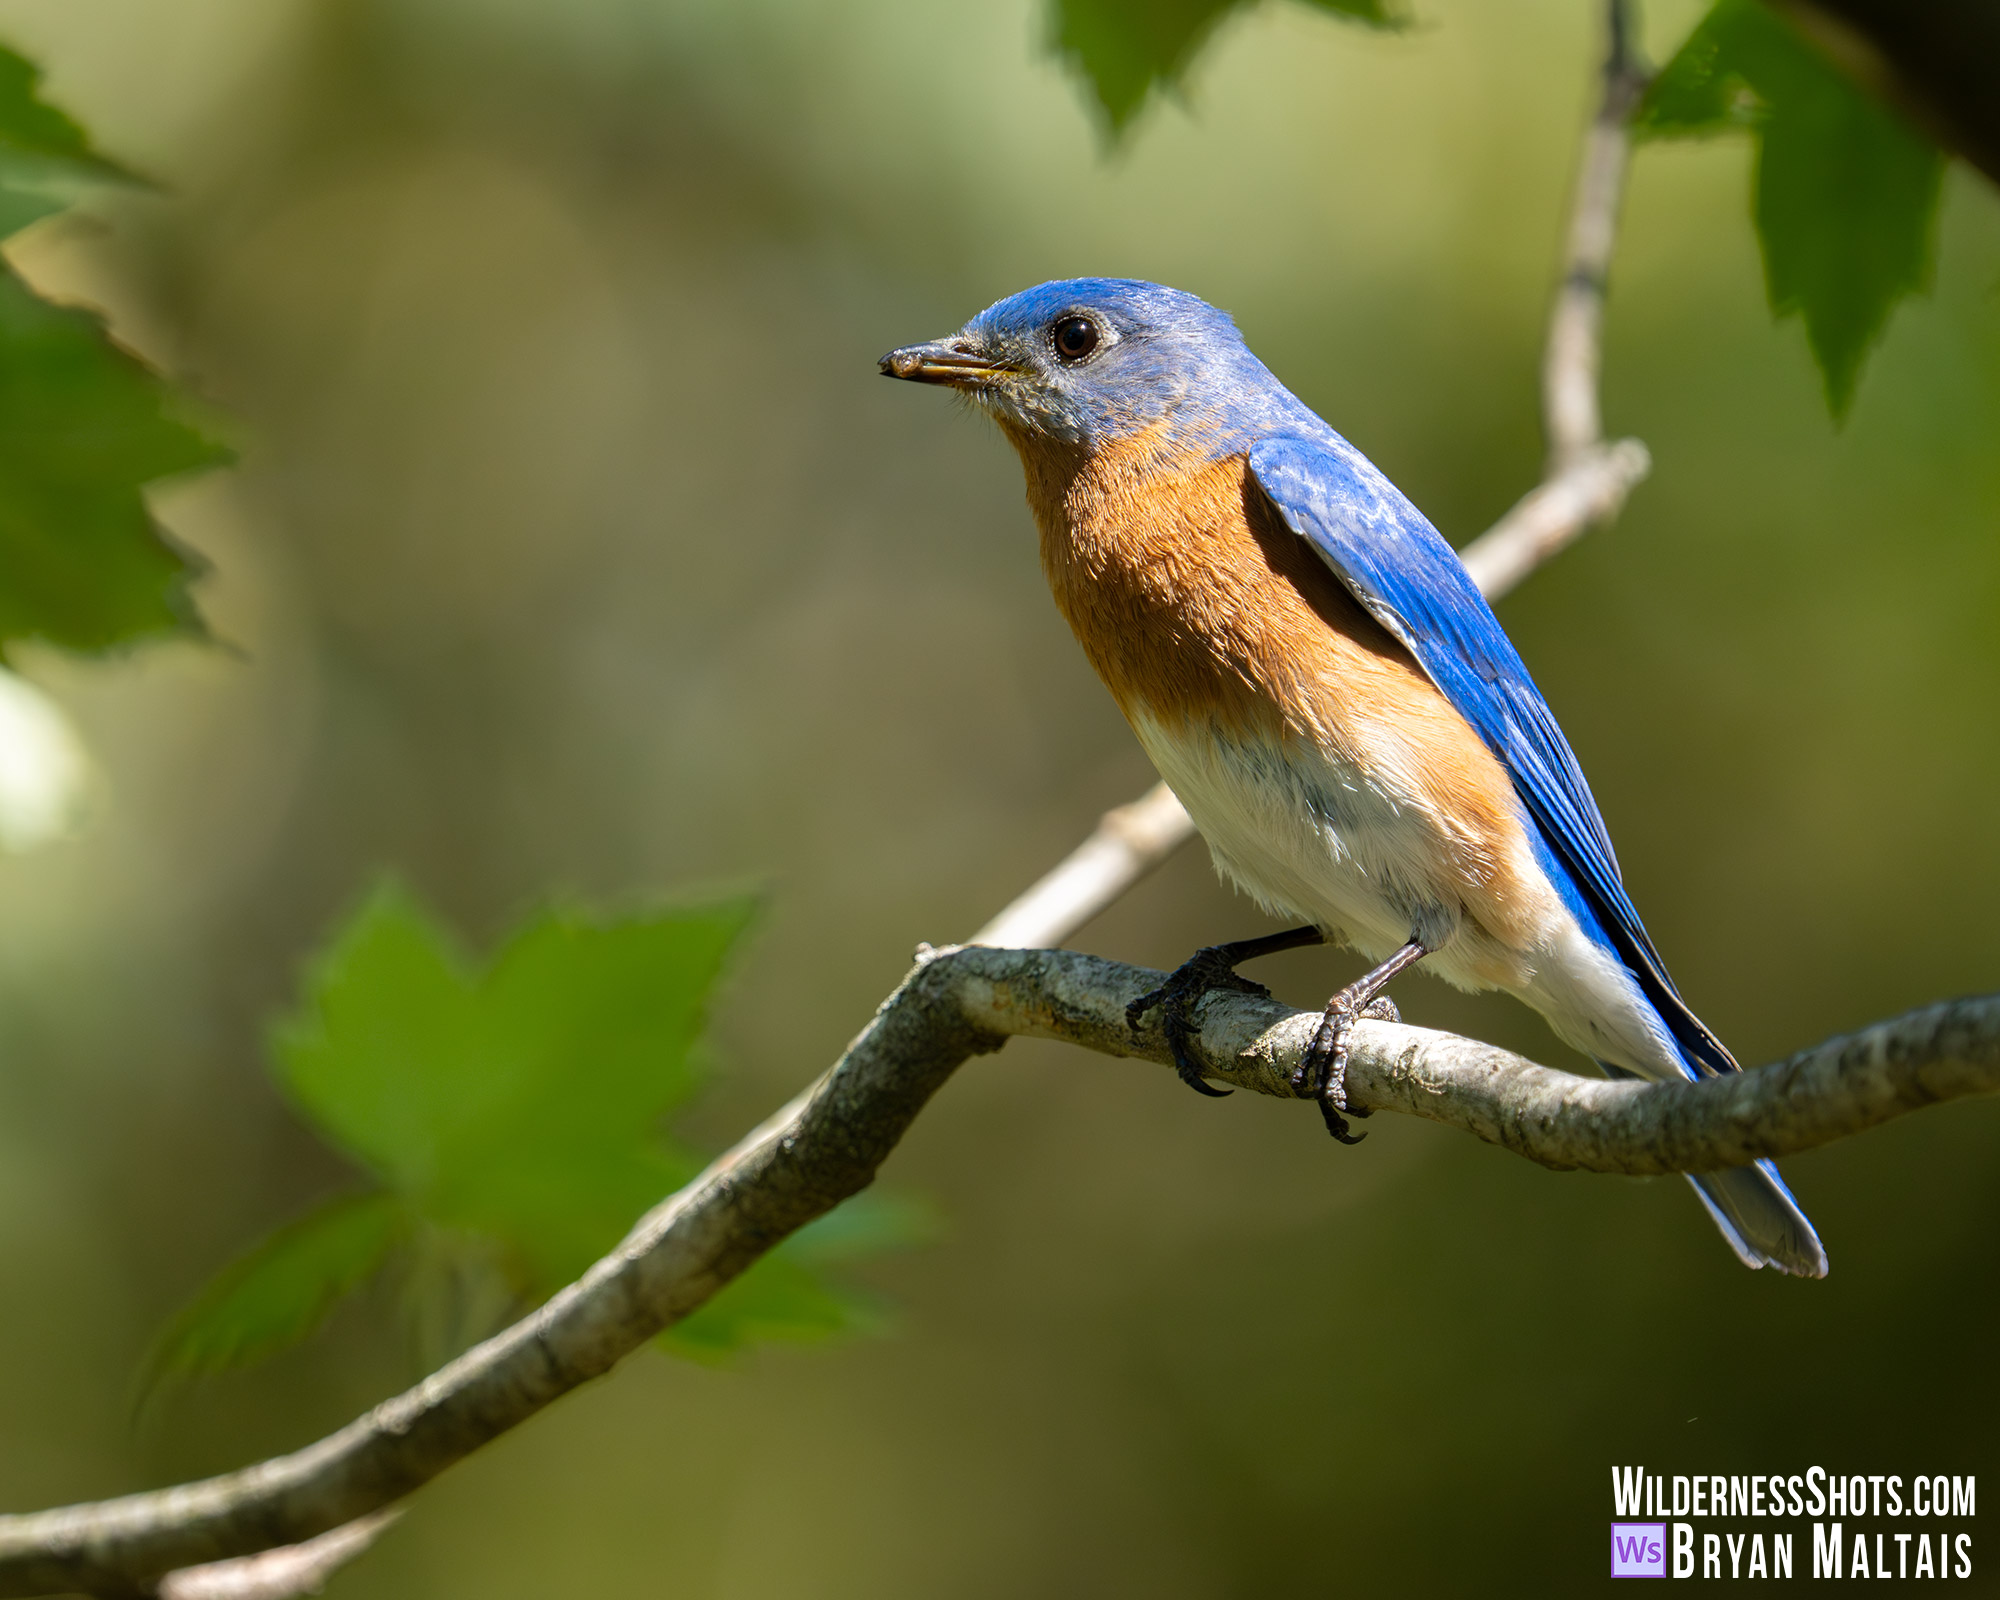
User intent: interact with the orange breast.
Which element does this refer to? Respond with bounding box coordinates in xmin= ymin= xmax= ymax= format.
xmin=1005 ymin=421 xmax=1551 ymax=953
xmin=1012 ymin=424 xmax=1429 ymax=744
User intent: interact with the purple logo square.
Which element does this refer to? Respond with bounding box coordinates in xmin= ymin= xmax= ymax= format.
xmin=1611 ymin=1523 xmax=1666 ymax=1578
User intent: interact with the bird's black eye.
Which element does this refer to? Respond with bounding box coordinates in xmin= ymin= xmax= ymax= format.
xmin=1051 ymin=315 xmax=1099 ymax=363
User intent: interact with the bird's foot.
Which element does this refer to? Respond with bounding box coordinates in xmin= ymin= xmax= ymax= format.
xmin=1126 ymin=946 xmax=1273 ymax=1098
xmin=1294 ymin=991 xmax=1401 ymax=1144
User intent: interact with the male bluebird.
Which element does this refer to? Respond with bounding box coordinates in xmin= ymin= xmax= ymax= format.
xmin=881 ymin=278 xmax=1825 ymax=1277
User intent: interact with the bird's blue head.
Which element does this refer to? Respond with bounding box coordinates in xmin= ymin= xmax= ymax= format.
xmin=880 ymin=279 xmax=1286 ymax=455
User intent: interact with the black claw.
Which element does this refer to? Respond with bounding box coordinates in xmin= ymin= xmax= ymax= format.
xmin=1290 ymin=1002 xmax=1354 ymax=1101
xmin=1180 ymin=1064 xmax=1233 ymax=1098
xmin=1127 ymin=945 xmax=1275 ymax=1102
xmin=1293 ymin=998 xmax=1367 ymax=1143
xmin=1293 ymin=940 xmax=1426 ymax=1145
xmin=1124 ymin=986 xmax=1168 ymax=1032
xmin=1318 ymin=1099 xmax=1367 ymax=1144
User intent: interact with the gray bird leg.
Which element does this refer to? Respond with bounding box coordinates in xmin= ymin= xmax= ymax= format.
xmin=1296 ymin=938 xmax=1430 ymax=1142
xmin=1127 ymin=926 xmax=1327 ymax=1097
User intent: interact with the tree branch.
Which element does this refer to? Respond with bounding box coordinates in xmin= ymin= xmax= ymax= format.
xmin=4 ymin=943 xmax=1996 ymax=1596
xmin=970 ymin=781 xmax=1193 ymax=949
xmin=975 ymin=5 xmax=1651 ymax=952
xmin=154 ymin=1513 xmax=398 ymax=1600
xmin=1543 ymin=0 xmax=1644 ymax=471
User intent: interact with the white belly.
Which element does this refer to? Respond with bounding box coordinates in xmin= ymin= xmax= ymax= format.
xmin=1129 ymin=709 xmax=1690 ymax=1081
xmin=1130 ymin=708 xmax=1450 ymax=959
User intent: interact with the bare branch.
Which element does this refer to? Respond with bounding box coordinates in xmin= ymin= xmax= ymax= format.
xmin=0 ymin=954 xmax=998 ymax=1599
xmin=971 ymin=4 xmax=1652 ymax=952
xmin=1544 ymin=0 xmax=1646 ymax=469
xmin=157 ymin=1513 xmax=398 ymax=1600
xmin=971 ymin=782 xmax=1194 ymax=950
xmin=5 ymin=944 xmax=1994 ymax=1596
xmin=1454 ymin=439 xmax=1649 ymax=599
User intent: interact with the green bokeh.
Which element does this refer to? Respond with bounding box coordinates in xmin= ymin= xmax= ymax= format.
xmin=0 ymin=0 xmax=1993 ymax=1594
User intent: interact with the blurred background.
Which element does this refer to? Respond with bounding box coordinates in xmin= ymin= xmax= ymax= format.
xmin=0 ymin=0 xmax=1996 ymax=1592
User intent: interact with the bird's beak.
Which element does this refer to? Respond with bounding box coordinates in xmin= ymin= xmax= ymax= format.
xmin=877 ymin=338 xmax=1013 ymax=388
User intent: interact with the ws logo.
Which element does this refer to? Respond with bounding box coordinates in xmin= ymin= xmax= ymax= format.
xmin=1613 ymin=1523 xmax=1667 ymax=1578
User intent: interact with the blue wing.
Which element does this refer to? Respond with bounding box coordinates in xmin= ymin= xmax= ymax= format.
xmin=1247 ymin=433 xmax=1735 ymax=1081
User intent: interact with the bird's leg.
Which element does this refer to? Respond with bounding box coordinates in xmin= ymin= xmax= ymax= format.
xmin=1297 ymin=938 xmax=1429 ymax=1144
xmin=1127 ymin=926 xmax=1326 ymax=1098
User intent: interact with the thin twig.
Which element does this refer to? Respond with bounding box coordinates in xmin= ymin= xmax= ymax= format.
xmin=1455 ymin=439 xmax=1649 ymax=599
xmin=971 ymin=2 xmax=1652 ymax=952
xmin=156 ymin=1512 xmax=398 ymax=1600
xmin=1544 ymin=0 xmax=1647 ymax=469
xmin=3 ymin=943 xmax=1994 ymax=1596
xmin=970 ymin=782 xmax=1192 ymax=949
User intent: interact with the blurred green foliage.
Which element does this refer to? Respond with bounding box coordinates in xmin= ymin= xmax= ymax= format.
xmin=1637 ymin=0 xmax=1946 ymax=417
xmin=147 ymin=882 xmax=923 ymax=1387
xmin=0 ymin=46 xmax=224 ymax=659
xmin=1049 ymin=0 xmax=1399 ymax=136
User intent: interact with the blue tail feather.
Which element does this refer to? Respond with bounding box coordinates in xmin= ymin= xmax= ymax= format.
xmin=1600 ymin=1061 xmax=1827 ymax=1276
xmin=1687 ymin=1162 xmax=1828 ymax=1278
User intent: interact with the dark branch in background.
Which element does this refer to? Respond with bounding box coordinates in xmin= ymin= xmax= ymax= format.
xmin=1766 ymin=0 xmax=2000 ymax=186
xmin=3 ymin=944 xmax=1998 ymax=1597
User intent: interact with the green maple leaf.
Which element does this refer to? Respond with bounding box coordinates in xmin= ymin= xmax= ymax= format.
xmin=0 ymin=271 xmax=227 ymax=656
xmin=1637 ymin=0 xmax=1946 ymax=419
xmin=0 ymin=42 xmax=225 ymax=657
xmin=148 ymin=881 xmax=924 ymax=1385
xmin=274 ymin=880 xmax=745 ymax=1286
xmin=1048 ymin=0 xmax=1402 ymax=138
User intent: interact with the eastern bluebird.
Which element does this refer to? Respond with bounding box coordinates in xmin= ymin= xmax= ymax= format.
xmin=881 ymin=278 xmax=1824 ymax=1277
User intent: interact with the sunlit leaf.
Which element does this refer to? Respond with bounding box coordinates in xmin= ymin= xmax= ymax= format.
xmin=143 ymin=1191 xmax=406 ymax=1387
xmin=1637 ymin=0 xmax=1945 ymax=418
xmin=1049 ymin=0 xmax=1400 ymax=138
xmin=273 ymin=879 xmax=754 ymax=1288
xmin=152 ymin=878 xmax=918 ymax=1382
